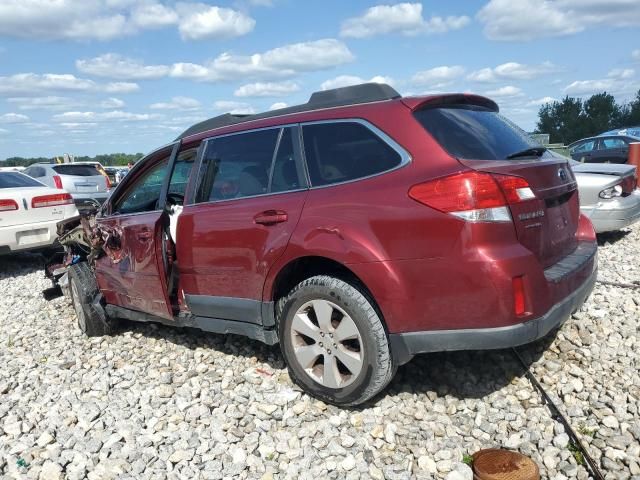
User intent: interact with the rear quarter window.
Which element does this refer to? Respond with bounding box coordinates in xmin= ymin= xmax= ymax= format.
xmin=53 ymin=164 xmax=101 ymax=176
xmin=302 ymin=121 xmax=403 ymax=187
xmin=414 ymin=105 xmax=542 ymax=160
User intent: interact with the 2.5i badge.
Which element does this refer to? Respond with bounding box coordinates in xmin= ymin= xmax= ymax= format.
xmin=518 ymin=210 xmax=545 ymax=221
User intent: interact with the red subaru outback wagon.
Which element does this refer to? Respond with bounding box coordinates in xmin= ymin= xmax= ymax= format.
xmin=51 ymin=83 xmax=597 ymax=406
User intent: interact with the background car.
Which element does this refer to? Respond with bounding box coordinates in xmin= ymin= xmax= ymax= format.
xmin=0 ymin=171 xmax=78 ymax=254
xmin=23 ymin=162 xmax=111 ymax=211
xmin=568 ymin=134 xmax=640 ymax=164
xmin=570 ymin=160 xmax=640 ymax=233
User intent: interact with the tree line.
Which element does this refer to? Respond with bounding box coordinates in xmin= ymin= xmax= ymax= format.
xmin=1 ymin=152 xmax=144 ymax=167
xmin=536 ymin=89 xmax=640 ymax=145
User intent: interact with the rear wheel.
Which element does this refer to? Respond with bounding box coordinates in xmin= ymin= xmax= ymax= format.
xmin=68 ymin=262 xmax=114 ymax=337
xmin=277 ymin=275 xmax=394 ymax=406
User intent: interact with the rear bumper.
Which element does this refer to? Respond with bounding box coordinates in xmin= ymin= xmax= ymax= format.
xmin=389 ymin=257 xmax=597 ymax=365
xmin=581 ymin=191 xmax=640 ymax=233
xmin=0 ymin=219 xmax=59 ymax=253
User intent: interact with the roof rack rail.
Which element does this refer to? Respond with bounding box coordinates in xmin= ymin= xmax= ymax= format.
xmin=176 ymin=82 xmax=401 ymax=140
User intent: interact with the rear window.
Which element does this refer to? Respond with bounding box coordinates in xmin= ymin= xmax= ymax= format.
xmin=414 ymin=105 xmax=543 ymax=160
xmin=53 ymin=164 xmax=101 ymax=176
xmin=0 ymin=172 xmax=44 ymax=188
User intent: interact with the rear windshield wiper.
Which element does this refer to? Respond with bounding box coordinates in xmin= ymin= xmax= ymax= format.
xmin=506 ymin=146 xmax=547 ymax=159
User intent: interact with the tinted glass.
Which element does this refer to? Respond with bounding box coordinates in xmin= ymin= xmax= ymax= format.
xmin=599 ymin=138 xmax=626 ymax=149
xmin=25 ymin=166 xmax=46 ymax=178
xmin=196 ymin=129 xmax=279 ymax=202
xmin=302 ymin=122 xmax=402 ymax=186
xmin=167 ymin=148 xmax=197 ymax=204
xmin=270 ymin=128 xmax=301 ymax=193
xmin=572 ymin=140 xmax=595 ymax=153
xmin=0 ymin=172 xmax=44 ymax=188
xmin=414 ymin=105 xmax=542 ymax=160
xmin=53 ymin=164 xmax=101 ymax=176
xmin=113 ymin=159 xmax=169 ymax=214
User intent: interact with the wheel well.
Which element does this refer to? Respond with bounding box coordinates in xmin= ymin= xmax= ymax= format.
xmin=271 ymin=256 xmax=376 ymax=306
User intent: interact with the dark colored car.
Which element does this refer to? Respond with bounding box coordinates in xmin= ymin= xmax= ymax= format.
xmin=568 ymin=135 xmax=640 ymax=164
xmin=50 ymin=84 xmax=597 ymax=406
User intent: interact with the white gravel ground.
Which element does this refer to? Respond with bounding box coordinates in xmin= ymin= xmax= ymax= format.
xmin=1 ymin=225 xmax=639 ymax=480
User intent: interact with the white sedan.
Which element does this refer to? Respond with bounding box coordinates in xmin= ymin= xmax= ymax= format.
xmin=0 ymin=171 xmax=79 ymax=254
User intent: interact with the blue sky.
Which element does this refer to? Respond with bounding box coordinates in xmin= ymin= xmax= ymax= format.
xmin=0 ymin=0 xmax=639 ymax=159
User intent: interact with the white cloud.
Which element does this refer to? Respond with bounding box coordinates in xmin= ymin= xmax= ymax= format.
xmin=633 ymin=50 xmax=640 ymax=61
xmin=467 ymin=62 xmax=559 ymax=82
xmin=7 ymin=96 xmax=81 ymax=110
xmin=478 ymin=0 xmax=640 ymax=42
xmin=320 ymin=75 xmax=393 ymax=91
xmin=234 ymin=81 xmax=300 ymax=97
xmin=411 ymin=66 xmax=465 ymax=88
xmin=0 ymin=113 xmax=29 ymax=124
xmin=130 ymin=2 xmax=178 ymax=29
xmin=0 ymin=1 xmax=254 ymax=42
xmin=608 ymin=68 xmax=635 ymax=80
xmin=99 ymin=97 xmax=125 ymax=108
xmin=52 ymin=110 xmax=158 ymax=123
xmin=526 ymin=96 xmax=557 ymax=107
xmin=104 ymin=82 xmax=139 ymax=93
xmin=564 ymin=68 xmax=637 ymax=95
xmin=269 ymin=102 xmax=287 ymax=110
xmin=150 ymin=96 xmax=201 ymax=110
xmin=341 ymin=3 xmax=469 ymax=38
xmin=213 ymin=101 xmax=255 ymax=114
xmin=0 ymin=73 xmax=138 ymax=96
xmin=176 ymin=3 xmax=255 ymax=40
xmin=76 ymin=53 xmax=170 ymax=80
xmin=484 ymin=85 xmax=523 ymax=98
xmin=0 ymin=128 xmax=8 ymax=135
xmin=170 ymin=39 xmax=354 ymax=82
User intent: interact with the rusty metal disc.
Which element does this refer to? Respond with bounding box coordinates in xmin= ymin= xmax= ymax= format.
xmin=472 ymin=449 xmax=540 ymax=480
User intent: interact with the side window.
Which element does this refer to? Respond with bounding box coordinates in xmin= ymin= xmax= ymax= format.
xmin=195 ymin=128 xmax=280 ymax=202
xmin=572 ymin=140 xmax=595 ymax=154
xmin=302 ymin=122 xmax=402 ymax=187
xmin=113 ymin=159 xmax=169 ymax=215
xmin=270 ymin=128 xmax=302 ymax=193
xmin=167 ymin=148 xmax=197 ymax=205
xmin=25 ymin=166 xmax=44 ymax=178
xmin=599 ymin=138 xmax=626 ymax=149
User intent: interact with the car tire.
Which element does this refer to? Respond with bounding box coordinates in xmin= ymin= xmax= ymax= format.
xmin=68 ymin=262 xmax=114 ymax=337
xmin=276 ymin=275 xmax=395 ymax=406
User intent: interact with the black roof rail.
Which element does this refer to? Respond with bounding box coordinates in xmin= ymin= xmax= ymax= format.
xmin=176 ymin=83 xmax=401 ymax=140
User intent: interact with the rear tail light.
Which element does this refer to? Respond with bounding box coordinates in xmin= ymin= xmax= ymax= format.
xmin=599 ymin=184 xmax=623 ymax=199
xmin=31 ymin=193 xmax=74 ymax=208
xmin=0 ymin=199 xmax=19 ymax=211
xmin=408 ymin=171 xmax=535 ymax=222
xmin=104 ymin=174 xmax=112 ymax=189
xmin=53 ymin=175 xmax=63 ymax=189
xmin=512 ymin=276 xmax=527 ymax=316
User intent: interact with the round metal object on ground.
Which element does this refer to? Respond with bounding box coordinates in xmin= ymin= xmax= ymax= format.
xmin=472 ymin=449 xmax=540 ymax=480
xmin=290 ymin=299 xmax=364 ymax=389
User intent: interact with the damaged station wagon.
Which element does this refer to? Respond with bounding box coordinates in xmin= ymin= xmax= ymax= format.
xmin=47 ymin=83 xmax=598 ymax=406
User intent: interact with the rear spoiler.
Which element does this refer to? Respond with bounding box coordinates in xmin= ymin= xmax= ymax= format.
xmin=401 ymin=94 xmax=499 ymax=113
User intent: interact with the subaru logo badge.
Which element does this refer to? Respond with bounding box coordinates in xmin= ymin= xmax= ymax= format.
xmin=558 ymin=168 xmax=567 ymax=181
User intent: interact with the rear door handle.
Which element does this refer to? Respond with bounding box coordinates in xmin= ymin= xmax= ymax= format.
xmin=254 ymin=210 xmax=288 ymax=225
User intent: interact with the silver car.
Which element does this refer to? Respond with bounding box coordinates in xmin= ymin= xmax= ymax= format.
xmin=23 ymin=162 xmax=110 ymax=210
xmin=571 ymin=161 xmax=640 ymax=233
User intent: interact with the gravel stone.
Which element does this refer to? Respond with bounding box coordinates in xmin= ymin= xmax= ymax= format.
xmin=1 ymin=225 xmax=640 ymax=478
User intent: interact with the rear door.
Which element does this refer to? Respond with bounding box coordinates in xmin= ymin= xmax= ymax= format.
xmin=414 ymin=104 xmax=580 ymax=269
xmin=94 ymin=147 xmax=175 ymax=319
xmin=177 ymin=126 xmax=309 ymax=323
xmin=569 ymin=139 xmax=596 ymax=163
xmin=52 ymin=164 xmax=109 ymax=194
